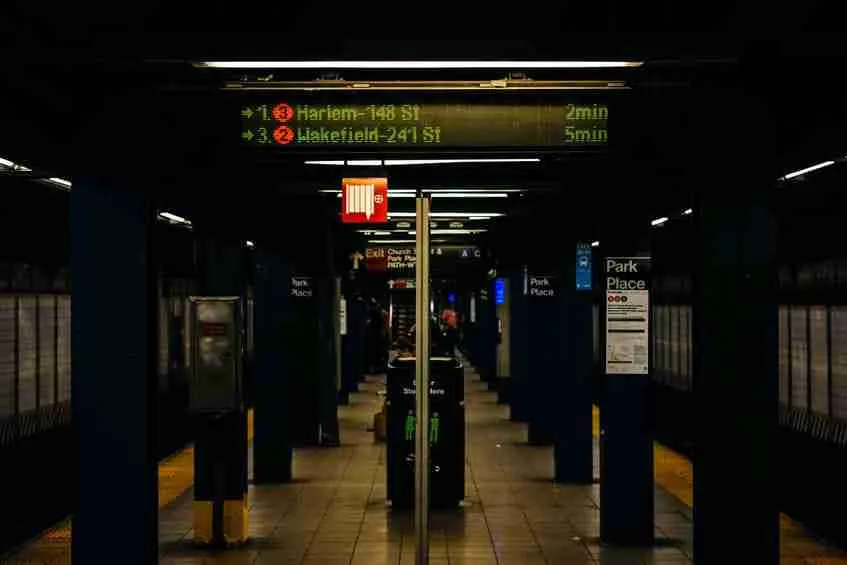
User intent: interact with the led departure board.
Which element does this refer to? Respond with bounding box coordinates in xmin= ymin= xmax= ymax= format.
xmin=239 ymin=100 xmax=609 ymax=148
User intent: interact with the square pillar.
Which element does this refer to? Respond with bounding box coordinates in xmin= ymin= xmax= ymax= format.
xmin=691 ymin=90 xmax=778 ymax=563
xmin=599 ymin=241 xmax=654 ymax=545
xmin=253 ymin=251 xmax=293 ymax=482
xmin=526 ymin=271 xmax=561 ymax=445
xmin=315 ymin=275 xmax=340 ymax=445
xmin=71 ymin=178 xmax=157 ymax=564
xmin=554 ymin=246 xmax=594 ymax=484
xmin=508 ymin=267 xmax=529 ymax=421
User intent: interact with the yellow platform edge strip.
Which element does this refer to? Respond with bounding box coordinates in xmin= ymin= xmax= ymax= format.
xmin=4 ymin=409 xmax=255 ymax=560
xmin=593 ymin=405 xmax=847 ymax=563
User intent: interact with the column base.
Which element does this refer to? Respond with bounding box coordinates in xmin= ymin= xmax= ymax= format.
xmin=496 ymin=378 xmax=512 ymax=404
xmin=193 ymin=499 xmax=249 ymax=547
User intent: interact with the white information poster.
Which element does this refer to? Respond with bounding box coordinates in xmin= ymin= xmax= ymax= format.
xmin=339 ymin=298 xmax=348 ymax=336
xmin=605 ymin=256 xmax=651 ymax=375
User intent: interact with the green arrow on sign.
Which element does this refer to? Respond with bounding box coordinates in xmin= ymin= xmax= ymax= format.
xmin=241 ymin=130 xmax=254 ymax=141
xmin=241 ymin=108 xmax=254 ymax=119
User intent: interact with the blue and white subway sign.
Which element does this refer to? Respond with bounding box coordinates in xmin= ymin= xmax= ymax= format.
xmin=576 ymin=243 xmax=592 ymax=291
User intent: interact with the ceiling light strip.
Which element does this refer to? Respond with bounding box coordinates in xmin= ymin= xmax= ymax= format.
xmin=388 ymin=212 xmax=504 ymax=218
xmin=780 ymin=160 xmax=836 ymax=181
xmin=197 ymin=60 xmax=644 ymax=70
xmin=306 ymin=158 xmax=540 ymax=166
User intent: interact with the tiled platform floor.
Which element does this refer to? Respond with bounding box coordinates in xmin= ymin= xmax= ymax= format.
xmin=155 ymin=364 xmax=695 ymax=564
xmin=4 ymin=361 xmax=847 ymax=564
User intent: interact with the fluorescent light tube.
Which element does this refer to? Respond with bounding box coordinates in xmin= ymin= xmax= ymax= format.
xmin=432 ymin=212 xmax=503 ymax=218
xmin=387 ymin=212 xmax=505 ymax=218
xmin=159 ymin=211 xmax=192 ymax=225
xmin=409 ymin=229 xmax=486 ymax=235
xmin=383 ymin=158 xmax=539 ymax=166
xmin=331 ymin=190 xmax=505 ymax=199
xmin=591 ymin=241 xmax=600 ymax=247
xmin=306 ymin=158 xmax=539 ymax=166
xmin=781 ymin=160 xmax=836 ymax=180
xmin=682 ymin=208 xmax=693 ymax=215
xmin=197 ymin=60 xmax=644 ymax=70
xmin=47 ymin=177 xmax=72 ymax=189
xmin=651 ymin=216 xmax=668 ymax=226
xmin=0 ymin=156 xmax=31 ymax=171
xmin=245 ymin=240 xmax=255 ymax=248
xmin=430 ymin=192 xmax=508 ymax=198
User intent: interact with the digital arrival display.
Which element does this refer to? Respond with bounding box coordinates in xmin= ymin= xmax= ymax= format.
xmin=239 ymin=100 xmax=609 ymax=148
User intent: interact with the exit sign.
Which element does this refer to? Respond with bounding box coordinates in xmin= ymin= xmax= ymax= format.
xmin=341 ymin=177 xmax=388 ymax=223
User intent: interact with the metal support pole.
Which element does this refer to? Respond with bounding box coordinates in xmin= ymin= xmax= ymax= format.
xmin=414 ymin=195 xmax=431 ymax=565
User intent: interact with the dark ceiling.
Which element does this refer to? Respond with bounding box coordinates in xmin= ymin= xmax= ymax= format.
xmin=1 ymin=5 xmax=846 ymax=258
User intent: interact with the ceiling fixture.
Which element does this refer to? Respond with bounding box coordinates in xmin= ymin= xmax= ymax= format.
xmin=46 ymin=177 xmax=72 ymax=190
xmin=388 ymin=212 xmax=504 ymax=218
xmin=682 ymin=208 xmax=693 ymax=215
xmin=304 ymin=160 xmax=345 ymax=166
xmin=221 ymin=79 xmax=628 ymax=92
xmin=408 ymin=229 xmax=486 ymax=235
xmin=383 ymin=158 xmax=540 ymax=166
xmin=0 ymin=156 xmax=32 ymax=172
xmin=327 ymin=190 xmax=510 ymax=199
xmin=245 ymin=240 xmax=256 ymax=248
xmin=431 ymin=192 xmax=508 ymax=198
xmin=591 ymin=241 xmax=600 ymax=247
xmin=158 ymin=211 xmax=192 ymax=227
xmin=307 ymin=158 xmax=540 ymax=167
xmin=196 ymin=60 xmax=643 ymax=70
xmin=650 ymin=216 xmax=668 ymax=227
xmin=780 ymin=160 xmax=836 ymax=181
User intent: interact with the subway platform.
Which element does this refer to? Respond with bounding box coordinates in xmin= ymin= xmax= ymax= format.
xmin=5 ymin=362 xmax=847 ymax=564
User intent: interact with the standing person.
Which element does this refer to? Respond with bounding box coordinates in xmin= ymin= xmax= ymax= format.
xmin=440 ymin=304 xmax=459 ymax=355
xmin=366 ymin=297 xmax=390 ymax=372
xmin=365 ymin=298 xmax=381 ymax=372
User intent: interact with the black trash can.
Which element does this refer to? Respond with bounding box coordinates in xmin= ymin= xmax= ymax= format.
xmin=386 ymin=356 xmax=465 ymax=510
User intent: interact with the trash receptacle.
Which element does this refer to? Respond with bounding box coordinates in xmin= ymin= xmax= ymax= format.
xmin=386 ymin=355 xmax=464 ymax=509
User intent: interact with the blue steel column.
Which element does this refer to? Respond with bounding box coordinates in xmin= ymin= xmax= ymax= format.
xmin=71 ymin=178 xmax=157 ymax=565
xmin=339 ymin=273 xmax=365 ymax=401
xmin=691 ymin=66 xmax=778 ymax=564
xmin=316 ymin=274 xmax=341 ymax=445
xmin=508 ymin=267 xmax=528 ymax=422
xmin=347 ymin=290 xmax=368 ymax=389
xmin=253 ymin=251 xmax=293 ymax=482
xmin=599 ymin=238 xmax=654 ymax=545
xmin=484 ymin=277 xmax=499 ymax=388
xmin=554 ymin=252 xmax=594 ymax=483
xmin=526 ymin=271 xmax=561 ymax=446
